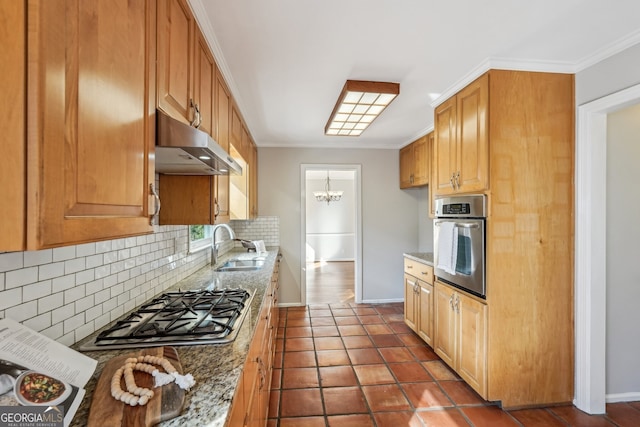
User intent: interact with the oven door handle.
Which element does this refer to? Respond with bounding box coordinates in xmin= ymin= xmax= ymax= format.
xmin=435 ymin=222 xmax=480 ymax=229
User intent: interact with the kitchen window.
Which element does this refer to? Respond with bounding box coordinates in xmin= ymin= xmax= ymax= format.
xmin=189 ymin=225 xmax=213 ymax=253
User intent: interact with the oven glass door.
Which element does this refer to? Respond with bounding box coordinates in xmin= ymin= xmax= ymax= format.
xmin=434 ymin=218 xmax=485 ymax=297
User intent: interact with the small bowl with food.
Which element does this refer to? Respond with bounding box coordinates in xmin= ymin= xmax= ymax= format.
xmin=14 ymin=371 xmax=71 ymax=406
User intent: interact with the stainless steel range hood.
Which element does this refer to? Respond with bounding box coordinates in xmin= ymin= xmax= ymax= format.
xmin=155 ymin=109 xmax=242 ymax=175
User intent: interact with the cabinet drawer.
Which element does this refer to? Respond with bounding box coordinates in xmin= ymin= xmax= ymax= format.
xmin=404 ymin=258 xmax=434 ymax=284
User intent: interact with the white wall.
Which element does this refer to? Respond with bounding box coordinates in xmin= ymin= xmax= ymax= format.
xmin=258 ymin=147 xmax=422 ymax=304
xmin=306 ymin=175 xmax=356 ymax=261
xmin=605 ymin=103 xmax=640 ymax=395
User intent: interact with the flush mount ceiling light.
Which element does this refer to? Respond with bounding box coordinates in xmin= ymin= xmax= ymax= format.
xmin=325 ymin=80 xmax=400 ymax=136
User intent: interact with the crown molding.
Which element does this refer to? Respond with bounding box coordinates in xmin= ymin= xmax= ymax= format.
xmin=575 ymin=28 xmax=640 ymax=72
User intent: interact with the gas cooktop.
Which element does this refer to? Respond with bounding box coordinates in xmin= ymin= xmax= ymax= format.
xmin=79 ymin=288 xmax=253 ymax=351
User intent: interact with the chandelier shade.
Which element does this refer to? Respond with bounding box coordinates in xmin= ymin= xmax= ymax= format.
xmin=313 ymin=171 xmax=343 ymax=204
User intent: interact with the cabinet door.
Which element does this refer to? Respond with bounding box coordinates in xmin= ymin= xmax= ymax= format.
xmin=27 ymin=0 xmax=155 ymax=249
xmin=417 ymin=282 xmax=433 ymax=346
xmin=214 ymin=69 xmax=231 ymax=223
xmin=399 ymin=144 xmax=413 ymax=189
xmin=433 ymin=97 xmax=457 ymax=195
xmin=412 ymin=135 xmax=430 ymax=186
xmin=457 ymin=292 xmax=487 ymax=397
xmin=193 ymin=27 xmax=215 ymax=136
xmin=159 ymin=175 xmax=214 ymax=225
xmin=1 ymin=0 xmax=26 ymax=250
xmin=157 ymin=0 xmax=194 ymax=124
xmin=433 ymin=282 xmax=456 ymax=368
xmin=456 ymin=74 xmax=489 ymax=193
xmin=403 ymin=274 xmax=418 ymax=332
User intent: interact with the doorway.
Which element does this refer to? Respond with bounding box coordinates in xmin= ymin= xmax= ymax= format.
xmin=575 ymin=83 xmax=640 ymax=414
xmin=301 ymin=164 xmax=362 ymax=305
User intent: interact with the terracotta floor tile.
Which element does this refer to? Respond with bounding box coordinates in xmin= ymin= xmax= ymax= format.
xmin=423 ymin=360 xmax=459 ymax=380
xmin=388 ymin=322 xmax=415 ymax=335
xmin=370 ymin=334 xmax=404 ymax=348
xmin=338 ymin=325 xmax=367 ymax=336
xmin=286 ymin=318 xmax=311 ymax=327
xmin=353 ymin=364 xmax=395 ymax=385
xmin=322 ymin=386 xmax=368 ymax=415
xmin=460 ymin=406 xmax=522 ymax=427
xmin=378 ymin=346 xmax=416 ymax=363
xmin=279 ymin=416 xmax=326 ymax=427
xmin=402 ymin=382 xmax=454 ymax=409
xmin=318 ymin=366 xmax=358 ymax=387
xmin=327 ymin=413 xmax=375 ymax=427
xmin=313 ymin=336 xmax=344 ymax=350
xmin=287 ymin=310 xmax=309 ymax=319
xmin=358 ymin=315 xmax=385 ymax=324
xmin=416 ymin=408 xmax=472 ymax=426
xmin=286 ymin=326 xmax=313 ymax=338
xmin=439 ymin=380 xmax=486 ymax=405
xmin=331 ymin=308 xmax=355 ymax=317
xmin=364 ymin=323 xmax=393 ymax=335
xmin=342 ymin=335 xmax=375 ymax=349
xmin=283 ymin=350 xmax=317 ymax=368
xmin=382 ymin=313 xmax=405 ymax=323
xmin=628 ymin=401 xmax=640 ymax=411
xmin=267 ymin=418 xmax=277 ymax=427
xmin=550 ymin=405 xmax=619 ymax=427
xmin=334 ymin=316 xmax=360 ymax=325
xmin=388 ymin=362 xmax=434 ymax=383
xmin=276 ymin=328 xmax=285 ymax=338
xmin=310 ymin=316 xmax=336 ymax=326
xmin=398 ymin=333 xmax=426 ymax=346
xmin=285 ymin=337 xmax=314 ymax=352
xmin=352 ymin=307 xmax=377 ymax=315
xmin=282 ymin=367 xmax=320 ymax=389
xmin=409 ymin=345 xmax=440 ymax=361
xmin=275 ymin=338 xmax=284 ymax=352
xmin=316 ymin=349 xmax=351 ymax=366
xmin=273 ymin=351 xmax=283 ymax=369
xmin=309 ymin=309 xmax=332 ymax=317
xmin=376 ymin=305 xmax=403 ymax=314
xmin=605 ymin=402 xmax=640 ymax=427
xmin=279 ymin=388 xmax=324 ymax=417
xmin=328 ymin=303 xmax=351 ymax=309
xmin=509 ymin=408 xmax=568 ymax=426
xmin=271 ymin=368 xmax=282 ymax=389
xmin=373 ymin=411 xmax=424 ymax=427
xmin=268 ymin=390 xmax=280 ymax=418
xmin=312 ymin=325 xmax=340 ymax=337
xmin=346 ymin=348 xmax=383 ymax=365
xmin=362 ymin=384 xmax=411 ymax=412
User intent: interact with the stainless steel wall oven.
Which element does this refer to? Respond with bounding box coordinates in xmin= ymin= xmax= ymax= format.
xmin=434 ymin=194 xmax=486 ymax=298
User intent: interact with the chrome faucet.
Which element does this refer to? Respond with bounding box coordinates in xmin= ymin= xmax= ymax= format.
xmin=211 ymin=223 xmax=236 ymax=266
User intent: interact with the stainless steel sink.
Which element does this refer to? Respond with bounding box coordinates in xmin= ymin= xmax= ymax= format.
xmin=215 ymin=257 xmax=266 ymax=272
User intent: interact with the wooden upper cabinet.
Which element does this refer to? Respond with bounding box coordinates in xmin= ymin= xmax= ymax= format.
xmin=21 ymin=0 xmax=155 ymax=249
xmin=194 ymin=27 xmax=215 ymax=136
xmin=0 ymin=0 xmax=26 ymax=250
xmin=249 ymin=142 xmax=258 ymax=219
xmin=433 ymin=73 xmax=488 ymax=196
xmin=399 ymin=133 xmax=430 ymax=189
xmin=231 ymin=104 xmax=243 ymax=156
xmin=157 ymin=0 xmax=195 ymax=125
xmin=215 ymin=69 xmax=232 ymax=223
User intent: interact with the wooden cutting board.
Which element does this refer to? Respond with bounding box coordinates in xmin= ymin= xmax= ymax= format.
xmin=87 ymin=347 xmax=185 ymax=427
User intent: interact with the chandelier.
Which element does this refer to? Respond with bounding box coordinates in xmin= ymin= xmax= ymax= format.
xmin=314 ymin=172 xmax=343 ymax=204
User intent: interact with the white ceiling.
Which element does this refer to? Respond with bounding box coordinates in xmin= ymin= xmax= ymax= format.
xmin=190 ymin=0 xmax=640 ymax=149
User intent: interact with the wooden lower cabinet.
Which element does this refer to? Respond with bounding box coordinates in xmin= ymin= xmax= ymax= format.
xmin=403 ymin=258 xmax=434 ymax=346
xmin=434 ymin=280 xmax=487 ymax=397
xmin=227 ymin=256 xmax=280 ymax=427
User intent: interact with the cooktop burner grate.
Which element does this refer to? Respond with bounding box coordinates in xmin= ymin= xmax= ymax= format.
xmin=79 ymin=288 xmax=253 ymax=351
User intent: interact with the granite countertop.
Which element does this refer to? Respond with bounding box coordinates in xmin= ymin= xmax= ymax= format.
xmin=403 ymin=252 xmax=434 ymax=266
xmin=71 ymin=247 xmax=280 ymax=427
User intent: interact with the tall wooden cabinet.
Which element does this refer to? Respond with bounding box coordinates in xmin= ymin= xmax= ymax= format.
xmin=3 ymin=0 xmax=156 ymax=250
xmin=430 ymin=70 xmax=574 ymax=408
xmin=433 ymin=74 xmax=488 ymax=195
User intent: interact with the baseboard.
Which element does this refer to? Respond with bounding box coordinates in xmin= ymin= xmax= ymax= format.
xmin=361 ymin=298 xmax=404 ymax=304
xmin=605 ymin=391 xmax=640 ymax=403
xmin=276 ymin=302 xmax=305 ymax=308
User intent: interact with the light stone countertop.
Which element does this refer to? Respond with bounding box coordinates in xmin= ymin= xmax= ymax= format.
xmin=403 ymin=252 xmax=434 ymax=266
xmin=71 ymin=247 xmax=280 ymax=427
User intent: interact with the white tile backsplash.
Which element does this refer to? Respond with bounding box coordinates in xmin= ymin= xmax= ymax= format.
xmin=0 ymin=217 xmax=279 ymax=347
